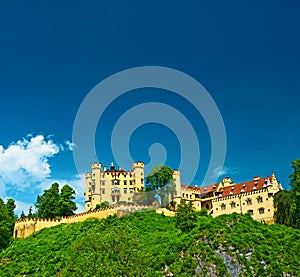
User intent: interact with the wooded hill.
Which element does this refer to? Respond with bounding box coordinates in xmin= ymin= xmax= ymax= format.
xmin=0 ymin=211 xmax=299 ymax=276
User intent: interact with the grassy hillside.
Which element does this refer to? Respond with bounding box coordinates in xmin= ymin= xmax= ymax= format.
xmin=0 ymin=211 xmax=300 ymax=276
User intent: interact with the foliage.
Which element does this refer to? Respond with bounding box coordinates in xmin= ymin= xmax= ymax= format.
xmin=274 ymin=159 xmax=300 ymax=228
xmin=146 ymin=165 xmax=174 ymax=206
xmin=175 ymin=199 xmax=197 ymax=232
xmin=95 ymin=201 xmax=109 ymax=210
xmin=35 ymin=183 xmax=77 ymax=218
xmin=58 ymin=185 xmax=77 ymax=216
xmin=289 ymin=159 xmax=300 ymax=227
xmin=0 ymin=198 xmax=16 ymax=251
xmin=274 ymin=190 xmax=296 ymax=226
xmin=1 ymin=211 xmax=299 ymax=276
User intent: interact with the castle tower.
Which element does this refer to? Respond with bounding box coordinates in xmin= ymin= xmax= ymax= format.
xmin=172 ymin=169 xmax=181 ymax=198
xmin=132 ymin=162 xmax=145 ymax=191
xmin=85 ymin=172 xmax=92 ymax=211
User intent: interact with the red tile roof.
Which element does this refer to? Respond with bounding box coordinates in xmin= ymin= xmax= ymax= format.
xmin=218 ymin=176 xmax=273 ymax=197
xmin=181 ymin=175 xmax=273 ymax=198
xmin=181 ymin=183 xmax=220 ymax=196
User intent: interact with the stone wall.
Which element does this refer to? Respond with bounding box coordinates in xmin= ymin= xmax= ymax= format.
xmin=14 ymin=204 xmax=154 ymax=239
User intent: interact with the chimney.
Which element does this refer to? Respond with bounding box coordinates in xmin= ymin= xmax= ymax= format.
xmin=222 ymin=177 xmax=233 ymax=187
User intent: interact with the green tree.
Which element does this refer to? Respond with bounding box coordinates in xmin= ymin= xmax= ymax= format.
xmin=274 ymin=190 xmax=296 ymax=226
xmin=19 ymin=211 xmax=26 ymax=220
xmin=35 ymin=183 xmax=60 ymax=218
xmin=95 ymin=201 xmax=110 ymax=210
xmin=146 ymin=165 xmax=174 ymax=207
xmin=27 ymin=206 xmax=34 ymax=218
xmin=58 ymin=184 xmax=77 ymax=216
xmin=289 ymin=159 xmax=300 ymax=227
xmin=5 ymin=198 xmax=16 ymax=233
xmin=0 ymin=198 xmax=16 ymax=250
xmin=175 ymin=199 xmax=197 ymax=232
xmin=274 ymin=159 xmax=300 ymax=228
xmin=35 ymin=183 xmax=77 ymax=218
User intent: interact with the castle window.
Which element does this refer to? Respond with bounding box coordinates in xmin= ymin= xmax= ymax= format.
xmin=112 ymin=196 xmax=115 ymax=202
xmin=129 ymin=188 xmax=133 ymax=193
xmin=101 ymin=181 xmax=105 ymax=186
xmin=259 ymin=207 xmax=265 ymax=214
xmin=190 ymin=195 xmax=192 ymax=199
xmin=186 ymin=194 xmax=189 ymax=198
xmin=124 ymin=180 xmax=127 ymax=186
xmin=130 ymin=181 xmax=133 ymax=186
xmin=112 ymin=179 xmax=120 ymax=185
xmin=257 ymin=196 xmax=263 ymax=203
xmin=101 ymin=189 xmax=105 ymax=194
xmin=124 ymin=188 xmax=127 ymax=194
xmin=221 ymin=203 xmax=226 ymax=210
xmin=246 ymin=198 xmax=252 ymax=205
xmin=182 ymin=193 xmax=184 ymax=198
xmin=247 ymin=210 xmax=253 ymax=216
xmin=141 ymin=178 xmax=144 ymax=183
xmin=230 ymin=202 xmax=236 ymax=209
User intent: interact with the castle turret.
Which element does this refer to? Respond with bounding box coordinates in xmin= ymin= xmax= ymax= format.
xmin=85 ymin=172 xmax=92 ymax=211
xmin=172 ymin=169 xmax=181 ymax=198
xmin=132 ymin=162 xmax=144 ymax=190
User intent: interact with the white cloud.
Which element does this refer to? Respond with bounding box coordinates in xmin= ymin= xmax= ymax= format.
xmin=64 ymin=141 xmax=76 ymax=151
xmin=0 ymin=134 xmax=83 ymax=215
xmin=211 ymin=166 xmax=240 ymax=182
xmin=0 ymin=135 xmax=60 ymax=190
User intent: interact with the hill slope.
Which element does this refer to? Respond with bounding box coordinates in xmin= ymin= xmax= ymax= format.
xmin=0 ymin=211 xmax=300 ymax=276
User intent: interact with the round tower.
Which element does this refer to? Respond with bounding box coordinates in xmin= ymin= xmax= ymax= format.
xmin=132 ymin=162 xmax=145 ymax=189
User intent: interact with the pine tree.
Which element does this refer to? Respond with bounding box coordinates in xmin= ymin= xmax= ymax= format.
xmin=175 ymin=199 xmax=197 ymax=232
xmin=0 ymin=198 xmax=16 ymax=250
xmin=35 ymin=183 xmax=77 ymax=218
xmin=19 ymin=211 xmax=26 ymax=220
xmin=58 ymin=184 xmax=77 ymax=216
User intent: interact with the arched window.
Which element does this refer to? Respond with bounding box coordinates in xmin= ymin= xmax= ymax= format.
xmin=257 ymin=196 xmax=263 ymax=203
xmin=246 ymin=198 xmax=252 ymax=205
xmin=258 ymin=207 xmax=265 ymax=214
xmin=221 ymin=203 xmax=226 ymax=210
xmin=230 ymin=201 xmax=236 ymax=209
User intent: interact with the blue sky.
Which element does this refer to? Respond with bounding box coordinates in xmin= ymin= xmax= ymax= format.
xmin=0 ymin=1 xmax=299 ymax=214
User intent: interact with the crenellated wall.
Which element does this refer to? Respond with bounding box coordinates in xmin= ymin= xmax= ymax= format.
xmin=14 ymin=204 xmax=154 ymax=239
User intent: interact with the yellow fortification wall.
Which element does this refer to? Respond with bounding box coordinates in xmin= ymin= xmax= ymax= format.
xmin=14 ymin=204 xmax=153 ymax=239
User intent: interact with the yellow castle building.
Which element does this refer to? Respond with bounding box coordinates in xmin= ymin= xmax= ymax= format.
xmin=14 ymin=163 xmax=282 ymax=239
xmin=85 ymin=161 xmax=281 ymax=224
xmin=175 ymin=173 xmax=282 ymax=224
xmin=84 ymin=161 xmax=182 ymax=211
xmin=85 ymin=161 xmax=145 ymax=211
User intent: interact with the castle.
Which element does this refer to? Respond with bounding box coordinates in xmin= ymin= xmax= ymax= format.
xmin=84 ymin=161 xmax=181 ymax=211
xmin=13 ymin=161 xmax=282 ymax=238
xmin=175 ymin=173 xmax=282 ymax=224
xmin=85 ymin=161 xmax=282 ymax=224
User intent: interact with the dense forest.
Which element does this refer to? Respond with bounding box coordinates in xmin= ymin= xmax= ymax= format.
xmin=0 ymin=210 xmax=300 ymax=276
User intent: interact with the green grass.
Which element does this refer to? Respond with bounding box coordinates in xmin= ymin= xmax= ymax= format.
xmin=0 ymin=211 xmax=299 ymax=276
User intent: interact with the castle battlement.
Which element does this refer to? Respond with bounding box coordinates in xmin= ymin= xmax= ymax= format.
xmin=14 ymin=204 xmax=155 ymax=239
